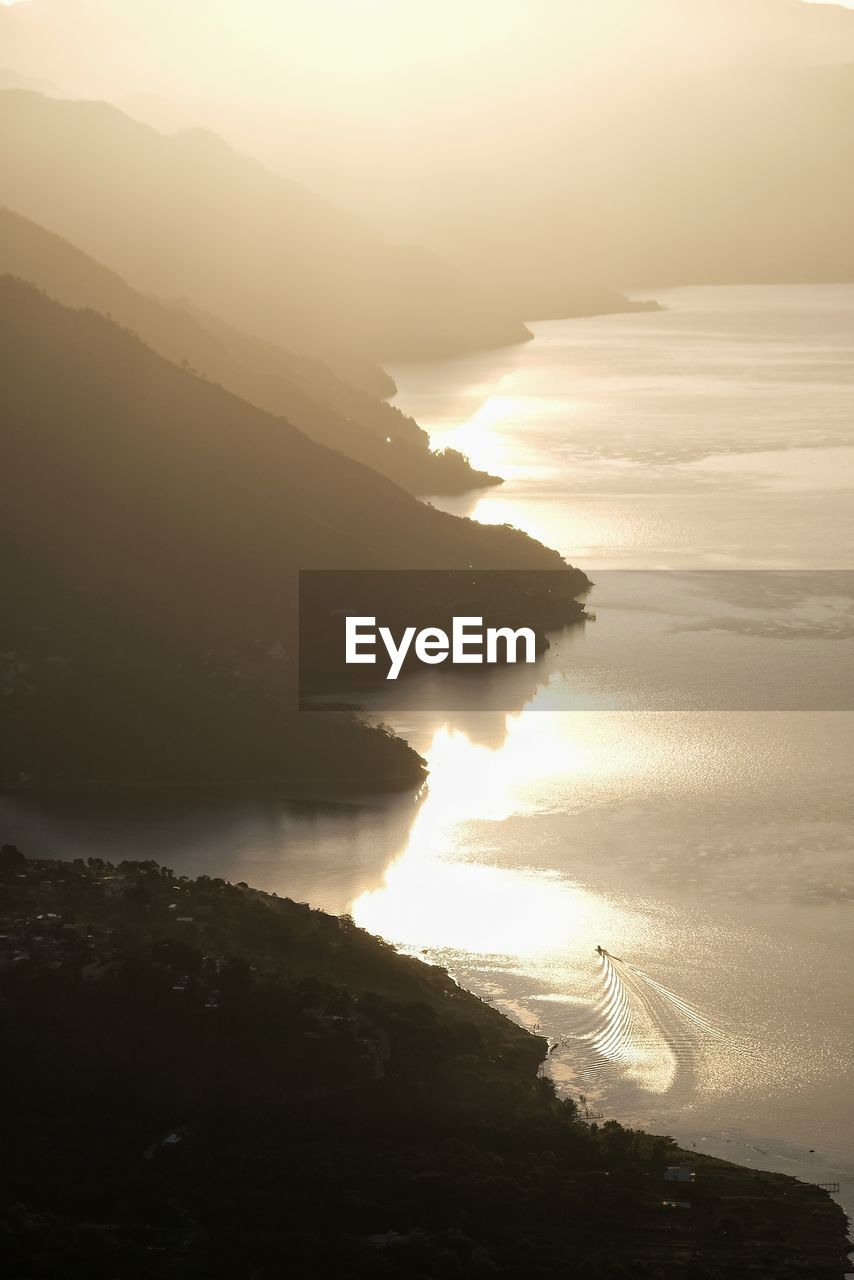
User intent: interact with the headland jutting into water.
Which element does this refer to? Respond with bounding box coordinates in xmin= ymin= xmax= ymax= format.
xmin=1 ymin=847 xmax=849 ymax=1278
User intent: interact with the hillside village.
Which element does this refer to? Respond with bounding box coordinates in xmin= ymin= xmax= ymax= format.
xmin=0 ymin=845 xmax=849 ymax=1278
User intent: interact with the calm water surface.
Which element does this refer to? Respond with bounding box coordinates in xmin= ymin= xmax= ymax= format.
xmin=4 ymin=287 xmax=853 ymax=1214
xmin=381 ymin=286 xmax=854 ymax=1214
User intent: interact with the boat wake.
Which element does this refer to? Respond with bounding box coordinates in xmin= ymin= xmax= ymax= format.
xmin=564 ymin=949 xmax=726 ymax=1095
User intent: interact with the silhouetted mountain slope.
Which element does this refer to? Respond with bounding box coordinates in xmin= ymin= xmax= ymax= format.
xmin=491 ymin=276 xmax=661 ymax=322
xmin=0 ymin=206 xmax=497 ymax=495
xmin=0 ymin=855 xmax=848 ymax=1280
xmin=0 ymin=280 xmax=585 ymax=791
xmin=0 ymin=65 xmax=64 ymax=95
xmin=0 ymin=91 xmax=530 ymax=383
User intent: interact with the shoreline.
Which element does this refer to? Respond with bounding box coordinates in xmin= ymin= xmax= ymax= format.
xmin=663 ymin=1126 xmax=854 ymax=1231
xmin=405 ymin=952 xmax=854 ymax=1240
xmin=3 ymin=852 xmax=850 ymax=1276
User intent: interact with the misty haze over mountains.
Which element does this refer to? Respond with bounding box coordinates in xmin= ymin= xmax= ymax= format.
xmin=2 ymin=0 xmax=854 ymax=314
xmin=0 ymin=278 xmax=579 ymax=790
xmin=0 ymin=90 xmax=532 ymax=387
xmin=2 ymin=8 xmax=854 ymax=1275
xmin=0 ymin=206 xmax=497 ymax=496
xmin=1 ymin=0 xmax=853 ymax=793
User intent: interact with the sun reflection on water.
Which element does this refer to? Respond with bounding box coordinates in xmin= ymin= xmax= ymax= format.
xmin=351 ymin=717 xmax=651 ymax=958
xmin=350 ymin=714 xmax=750 ymax=1101
xmin=427 ymin=395 xmax=523 ymax=478
xmin=355 ymin=857 xmax=602 ymax=957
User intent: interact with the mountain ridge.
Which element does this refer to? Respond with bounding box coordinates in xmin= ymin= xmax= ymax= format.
xmin=0 ymin=205 xmax=497 ymax=496
xmin=0 ymin=89 xmax=531 ymax=386
xmin=0 ymin=278 xmax=586 ymax=792
xmin=0 ymin=850 xmax=848 ymax=1280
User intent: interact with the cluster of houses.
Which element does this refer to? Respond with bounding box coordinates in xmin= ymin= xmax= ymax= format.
xmin=0 ymin=852 xmax=225 ymax=1010
xmin=0 ymin=904 xmax=115 ymax=974
xmin=2 ymin=850 xmax=389 ymax=1084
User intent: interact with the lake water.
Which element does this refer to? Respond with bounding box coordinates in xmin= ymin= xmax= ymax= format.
xmin=4 ymin=286 xmax=853 ymax=1217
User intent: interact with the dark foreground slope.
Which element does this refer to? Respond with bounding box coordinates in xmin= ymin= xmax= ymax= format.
xmin=0 ymin=280 xmax=587 ymax=792
xmin=0 ymin=206 xmax=496 ymax=496
xmin=0 ymin=91 xmax=530 ymax=381
xmin=0 ymin=851 xmax=848 ymax=1280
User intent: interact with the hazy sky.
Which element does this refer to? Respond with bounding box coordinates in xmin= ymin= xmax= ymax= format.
xmin=5 ymin=0 xmax=854 ymax=107
xmin=3 ymin=0 xmax=854 ymax=235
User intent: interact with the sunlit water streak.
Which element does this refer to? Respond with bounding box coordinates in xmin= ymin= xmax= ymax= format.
xmin=380 ymin=286 xmax=854 ymax=1215
xmin=348 ymin=716 xmax=794 ymax=1120
xmin=3 ymin=287 xmax=852 ymax=1216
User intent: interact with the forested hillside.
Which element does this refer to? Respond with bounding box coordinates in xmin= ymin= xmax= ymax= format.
xmin=1 ymin=852 xmax=847 ymax=1279
xmin=0 ymin=280 xmax=585 ymax=791
xmin=0 ymin=206 xmax=496 ymax=496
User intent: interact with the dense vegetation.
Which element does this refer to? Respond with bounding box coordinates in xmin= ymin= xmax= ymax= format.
xmin=0 ymin=207 xmax=497 ymax=497
xmin=0 ymin=851 xmax=848 ymax=1280
xmin=0 ymin=280 xmax=587 ymax=792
